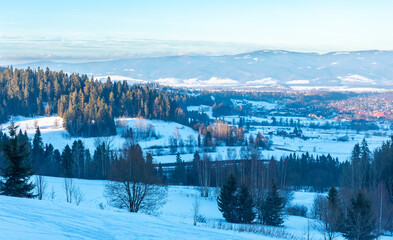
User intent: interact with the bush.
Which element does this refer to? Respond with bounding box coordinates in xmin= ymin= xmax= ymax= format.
xmin=286 ymin=204 xmax=308 ymax=217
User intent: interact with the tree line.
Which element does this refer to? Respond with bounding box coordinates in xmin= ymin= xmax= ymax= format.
xmin=0 ymin=67 xmax=210 ymax=137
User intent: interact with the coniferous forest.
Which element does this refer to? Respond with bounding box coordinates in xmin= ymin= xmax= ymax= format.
xmin=0 ymin=67 xmax=200 ymax=137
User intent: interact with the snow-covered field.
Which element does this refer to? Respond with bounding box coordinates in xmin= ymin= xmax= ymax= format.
xmin=0 ymin=188 xmax=258 ymax=239
xmin=0 ymin=116 xmax=199 ymax=163
xmin=0 ymin=176 xmax=329 ymax=240
xmin=231 ymin=99 xmax=278 ymax=111
xmin=1 ymin=176 xmax=392 ymax=239
xmin=1 ymin=114 xmax=391 ymax=163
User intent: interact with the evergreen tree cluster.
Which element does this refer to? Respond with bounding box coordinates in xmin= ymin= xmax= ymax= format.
xmin=217 ymin=174 xmax=255 ymax=224
xmin=0 ymin=67 xmax=199 ymax=137
xmin=280 ymin=152 xmax=341 ymax=192
xmin=316 ymin=186 xmax=376 ymax=240
xmin=257 ymin=182 xmax=285 ymax=226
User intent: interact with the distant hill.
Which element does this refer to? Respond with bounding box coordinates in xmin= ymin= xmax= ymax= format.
xmin=16 ymin=50 xmax=393 ymax=89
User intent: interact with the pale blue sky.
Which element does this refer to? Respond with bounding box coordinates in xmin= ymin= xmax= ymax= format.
xmin=1 ymin=0 xmax=393 ymax=63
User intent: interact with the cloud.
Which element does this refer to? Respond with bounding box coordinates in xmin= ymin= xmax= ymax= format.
xmin=286 ymin=80 xmax=310 ymax=84
xmin=246 ymin=78 xmax=276 ymax=85
xmin=338 ymin=75 xmax=376 ymax=85
xmin=0 ymin=35 xmax=267 ymax=65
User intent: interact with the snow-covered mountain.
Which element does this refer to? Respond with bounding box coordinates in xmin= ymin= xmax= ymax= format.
xmin=15 ymin=50 xmax=393 ymax=89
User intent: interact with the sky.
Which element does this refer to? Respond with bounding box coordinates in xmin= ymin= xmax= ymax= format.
xmin=1 ymin=0 xmax=393 ymax=63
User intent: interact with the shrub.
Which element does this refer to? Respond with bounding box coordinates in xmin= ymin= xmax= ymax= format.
xmin=286 ymin=204 xmax=308 ymax=217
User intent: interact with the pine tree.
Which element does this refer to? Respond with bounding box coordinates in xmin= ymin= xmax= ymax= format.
xmin=145 ymin=153 xmax=155 ymax=181
xmin=191 ymin=151 xmax=200 ymax=186
xmin=351 ymin=143 xmax=362 ymax=190
xmin=260 ymin=181 xmax=284 ymax=226
xmin=218 ymin=174 xmax=238 ymax=223
xmin=31 ymin=127 xmax=44 ymax=172
xmin=321 ymin=186 xmax=345 ymax=240
xmin=61 ymin=145 xmax=73 ymax=178
xmin=173 ymin=153 xmax=185 ymax=184
xmin=157 ymin=162 xmax=165 ymax=184
xmin=237 ymin=185 xmax=255 ymax=223
xmin=0 ymin=123 xmax=35 ymax=198
xmin=343 ymin=191 xmax=376 ymax=240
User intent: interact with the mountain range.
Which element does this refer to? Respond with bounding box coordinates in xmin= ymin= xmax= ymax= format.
xmin=12 ymin=50 xmax=393 ymax=90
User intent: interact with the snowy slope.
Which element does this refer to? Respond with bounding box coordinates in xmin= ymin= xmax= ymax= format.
xmin=0 ymin=176 xmax=314 ymax=240
xmin=0 ymin=176 xmax=315 ymax=240
xmin=0 ymin=194 xmax=261 ymax=240
xmin=15 ymin=50 xmax=393 ymax=89
xmin=1 ymin=117 xmax=198 ymax=162
xmin=2 ymin=115 xmax=391 ymax=163
xmin=1 ymin=176 xmax=393 ymax=240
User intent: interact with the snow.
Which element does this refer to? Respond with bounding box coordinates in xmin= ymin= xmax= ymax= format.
xmin=95 ymin=75 xmax=147 ymax=84
xmin=231 ymin=99 xmax=277 ymax=111
xmin=0 ymin=193 xmax=258 ymax=239
xmin=217 ymin=115 xmax=391 ymax=161
xmin=0 ymin=176 xmax=311 ymax=239
xmin=0 ymin=117 xmax=199 ymax=163
xmin=3 ymin=115 xmax=390 ymax=163
xmin=0 ymin=176 xmax=314 ymax=239
xmin=0 ymin=176 xmax=392 ymax=239
xmin=187 ymin=105 xmax=213 ymax=119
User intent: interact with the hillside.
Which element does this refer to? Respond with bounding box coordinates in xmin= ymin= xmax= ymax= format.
xmin=0 ymin=175 xmax=322 ymax=240
xmin=15 ymin=50 xmax=393 ymax=89
xmin=0 ymin=194 xmax=259 ymax=240
xmin=2 ymin=176 xmax=391 ymax=240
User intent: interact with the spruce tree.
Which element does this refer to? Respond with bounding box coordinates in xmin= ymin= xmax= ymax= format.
xmin=61 ymin=145 xmax=73 ymax=178
xmin=0 ymin=123 xmax=35 ymax=198
xmin=322 ymin=186 xmax=345 ymax=240
xmin=31 ymin=127 xmax=44 ymax=172
xmin=218 ymin=174 xmax=238 ymax=223
xmin=260 ymin=181 xmax=284 ymax=226
xmin=173 ymin=153 xmax=185 ymax=184
xmin=191 ymin=151 xmax=200 ymax=186
xmin=157 ymin=162 xmax=165 ymax=184
xmin=343 ymin=191 xmax=376 ymax=240
xmin=237 ymin=185 xmax=255 ymax=223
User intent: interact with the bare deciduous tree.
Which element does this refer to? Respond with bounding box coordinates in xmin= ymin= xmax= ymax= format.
xmin=187 ymin=135 xmax=195 ymax=153
xmin=35 ymin=175 xmax=47 ymax=200
xmin=63 ymin=178 xmax=84 ymax=205
xmin=74 ymin=185 xmax=85 ymax=206
xmin=192 ymin=194 xmax=201 ymax=226
xmin=50 ymin=186 xmax=56 ymax=200
xmin=105 ymin=143 xmax=167 ymax=215
xmin=64 ymin=178 xmax=74 ymax=203
xmin=199 ymin=154 xmax=211 ymax=197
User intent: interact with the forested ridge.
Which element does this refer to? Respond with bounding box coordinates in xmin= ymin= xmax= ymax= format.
xmin=0 ymin=67 xmax=206 ymax=136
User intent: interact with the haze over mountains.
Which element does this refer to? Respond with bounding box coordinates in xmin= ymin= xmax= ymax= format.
xmin=13 ymin=50 xmax=393 ymax=89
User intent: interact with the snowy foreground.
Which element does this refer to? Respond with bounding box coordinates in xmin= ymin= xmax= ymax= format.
xmin=0 ymin=195 xmax=260 ymax=240
xmin=0 ymin=177 xmax=264 ymax=240
xmin=0 ymin=176 xmax=392 ymax=240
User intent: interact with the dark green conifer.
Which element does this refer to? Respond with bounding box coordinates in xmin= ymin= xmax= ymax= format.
xmin=343 ymin=191 xmax=376 ymax=240
xmin=260 ymin=181 xmax=284 ymax=226
xmin=218 ymin=174 xmax=238 ymax=222
xmin=0 ymin=123 xmax=35 ymax=198
xmin=237 ymin=185 xmax=255 ymax=223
